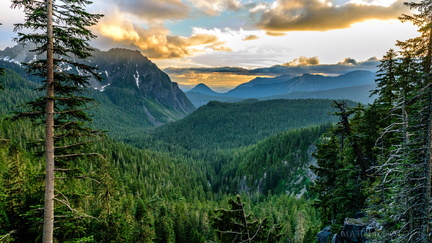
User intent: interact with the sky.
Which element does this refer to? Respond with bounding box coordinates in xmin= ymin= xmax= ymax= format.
xmin=0 ymin=0 xmax=420 ymax=91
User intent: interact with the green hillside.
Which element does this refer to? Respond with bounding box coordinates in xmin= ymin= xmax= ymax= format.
xmin=135 ymin=99 xmax=354 ymax=151
xmin=0 ymin=69 xmax=154 ymax=137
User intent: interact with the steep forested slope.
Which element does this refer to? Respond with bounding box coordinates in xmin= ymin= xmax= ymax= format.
xmin=0 ymin=69 xmax=155 ymax=137
xmin=135 ymin=99 xmax=354 ymax=150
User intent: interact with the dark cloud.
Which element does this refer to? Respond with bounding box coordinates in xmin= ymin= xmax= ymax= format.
xmin=256 ymin=0 xmax=407 ymax=32
xmin=338 ymin=57 xmax=358 ymax=65
xmin=113 ymin=0 xmax=190 ymax=20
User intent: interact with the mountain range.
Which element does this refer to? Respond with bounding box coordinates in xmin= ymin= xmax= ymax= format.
xmin=186 ymin=71 xmax=377 ymax=107
xmin=0 ymin=44 xmax=195 ymax=128
xmin=1 ymin=44 xmax=378 ymax=128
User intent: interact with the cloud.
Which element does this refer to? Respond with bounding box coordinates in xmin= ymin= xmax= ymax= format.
xmin=165 ymin=57 xmax=380 ymax=77
xmin=165 ymin=57 xmax=381 ymax=89
xmin=284 ymin=56 xmax=320 ymax=66
xmin=255 ymin=0 xmax=407 ymax=32
xmin=95 ymin=12 xmax=232 ymax=59
xmin=187 ymin=0 xmax=242 ymax=15
xmin=168 ymin=71 xmax=264 ymax=88
xmin=243 ymin=35 xmax=259 ymax=41
xmin=338 ymin=57 xmax=358 ymax=65
xmin=207 ymin=42 xmax=233 ymax=51
xmin=112 ymin=0 xmax=190 ymax=20
xmin=265 ymin=31 xmax=286 ymax=36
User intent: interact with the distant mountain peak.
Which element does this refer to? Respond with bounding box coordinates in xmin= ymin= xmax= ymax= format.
xmin=188 ymin=83 xmax=222 ymax=96
xmin=190 ymin=83 xmax=213 ymax=91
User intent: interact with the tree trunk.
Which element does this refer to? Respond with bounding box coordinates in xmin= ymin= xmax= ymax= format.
xmin=43 ymin=0 xmax=55 ymax=242
xmin=333 ymin=101 xmax=369 ymax=177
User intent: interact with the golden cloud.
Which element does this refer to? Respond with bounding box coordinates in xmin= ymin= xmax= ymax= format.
xmin=243 ymin=35 xmax=259 ymax=41
xmin=265 ymin=31 xmax=286 ymax=36
xmin=284 ymin=56 xmax=320 ymax=66
xmin=208 ymin=42 xmax=233 ymax=52
xmin=188 ymin=0 xmax=242 ymax=15
xmin=256 ymin=0 xmax=407 ymax=31
xmin=96 ymin=14 xmax=231 ymax=59
xmin=171 ymin=71 xmax=273 ymax=88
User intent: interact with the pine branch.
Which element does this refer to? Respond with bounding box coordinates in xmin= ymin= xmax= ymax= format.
xmin=54 ymin=152 xmax=102 ymax=158
xmin=54 ymin=141 xmax=92 ymax=150
xmin=0 ymin=230 xmax=16 ymax=241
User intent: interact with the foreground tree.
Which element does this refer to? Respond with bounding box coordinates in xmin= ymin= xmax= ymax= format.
xmin=211 ymin=195 xmax=282 ymax=242
xmin=11 ymin=0 xmax=103 ymax=242
xmin=366 ymin=1 xmax=432 ymax=242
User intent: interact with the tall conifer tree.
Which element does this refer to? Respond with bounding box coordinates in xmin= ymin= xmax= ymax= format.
xmin=11 ymin=0 xmax=102 ymax=242
xmin=368 ymin=1 xmax=432 ymax=241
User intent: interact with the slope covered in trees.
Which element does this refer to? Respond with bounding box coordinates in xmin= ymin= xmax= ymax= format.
xmin=311 ymin=1 xmax=432 ymax=241
xmin=133 ymin=99 xmax=354 ymax=151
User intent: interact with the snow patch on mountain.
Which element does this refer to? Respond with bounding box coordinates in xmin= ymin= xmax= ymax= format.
xmin=2 ymin=56 xmax=22 ymax=66
xmin=134 ymin=70 xmax=140 ymax=87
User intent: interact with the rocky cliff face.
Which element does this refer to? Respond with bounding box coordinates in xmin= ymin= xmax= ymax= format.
xmin=90 ymin=48 xmax=195 ymax=114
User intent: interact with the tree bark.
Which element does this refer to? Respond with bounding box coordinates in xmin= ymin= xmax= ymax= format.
xmin=43 ymin=0 xmax=55 ymax=242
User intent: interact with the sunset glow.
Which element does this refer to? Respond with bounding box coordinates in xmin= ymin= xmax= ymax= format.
xmin=0 ymin=0 xmax=419 ymax=89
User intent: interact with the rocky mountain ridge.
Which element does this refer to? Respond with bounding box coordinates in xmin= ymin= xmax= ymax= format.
xmin=0 ymin=44 xmax=195 ymax=126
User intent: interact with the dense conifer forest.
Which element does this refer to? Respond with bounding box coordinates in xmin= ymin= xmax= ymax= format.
xmin=0 ymin=67 xmax=331 ymax=242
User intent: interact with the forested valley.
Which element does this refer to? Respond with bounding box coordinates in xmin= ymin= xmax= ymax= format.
xmin=0 ymin=67 xmax=336 ymax=242
xmin=1 ymin=0 xmax=432 ymax=242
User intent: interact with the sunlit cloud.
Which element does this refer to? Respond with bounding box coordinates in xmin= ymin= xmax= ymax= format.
xmin=243 ymin=35 xmax=259 ymax=41
xmin=169 ymin=71 xmax=270 ymax=88
xmin=284 ymin=56 xmax=320 ymax=66
xmin=187 ymin=0 xmax=242 ymax=15
xmin=95 ymin=12 xmax=233 ymax=59
xmin=255 ymin=0 xmax=407 ymax=32
xmin=265 ymin=31 xmax=286 ymax=36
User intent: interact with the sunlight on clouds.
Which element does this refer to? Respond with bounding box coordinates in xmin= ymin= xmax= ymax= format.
xmin=171 ymin=72 xmax=273 ymax=88
xmin=100 ymin=25 xmax=140 ymax=42
xmin=349 ymin=0 xmax=397 ymax=7
xmin=243 ymin=35 xmax=259 ymax=41
xmin=284 ymin=56 xmax=320 ymax=66
xmin=187 ymin=0 xmax=242 ymax=15
xmin=265 ymin=31 xmax=286 ymax=36
xmin=95 ymin=13 xmax=234 ymax=59
xmin=255 ymin=0 xmax=406 ymax=32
